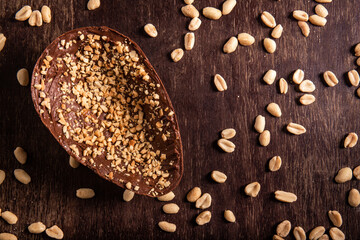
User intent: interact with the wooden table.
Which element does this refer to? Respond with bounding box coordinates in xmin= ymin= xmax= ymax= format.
xmin=0 ymin=0 xmax=359 ymax=239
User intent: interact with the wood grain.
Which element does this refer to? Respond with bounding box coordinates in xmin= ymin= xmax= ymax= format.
xmin=0 ymin=0 xmax=360 ymax=239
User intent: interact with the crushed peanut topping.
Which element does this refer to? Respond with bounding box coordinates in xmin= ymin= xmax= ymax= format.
xmin=34 ymin=31 xmax=177 ymax=194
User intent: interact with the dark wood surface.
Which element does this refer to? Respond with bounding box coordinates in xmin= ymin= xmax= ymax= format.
xmin=1 ymin=0 xmax=360 ymax=239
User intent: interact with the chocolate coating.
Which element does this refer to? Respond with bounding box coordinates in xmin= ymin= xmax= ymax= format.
xmin=31 ymin=26 xmax=183 ymax=197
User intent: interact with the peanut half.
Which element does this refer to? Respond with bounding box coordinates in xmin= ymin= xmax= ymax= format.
xmin=45 ymin=225 xmax=64 ymax=239
xmin=196 ymin=210 xmax=211 ymax=225
xmin=269 ymin=156 xmax=282 ymax=172
xmin=87 ymin=0 xmax=100 ymax=10
xmin=293 ymin=69 xmax=304 ymax=84
xmin=263 ymin=38 xmax=276 ymax=53
xmin=17 ymin=68 xmax=29 ymax=86
xmin=202 ymin=7 xmax=222 ymax=20
xmin=187 ymin=187 xmax=201 ymax=202
xmin=1 ymin=211 xmax=18 ymax=225
xmin=348 ymin=70 xmax=360 ymax=87
xmin=315 ymin=4 xmax=328 ymax=18
xmin=309 ymin=15 xmax=327 ymax=26
xmin=14 ymin=147 xmax=27 ymax=164
xmin=69 ymin=156 xmax=80 ymax=168
xmin=214 ymin=74 xmax=227 ymax=91
xmin=224 ymin=210 xmax=236 ymax=222
xmin=28 ymin=10 xmax=42 ymax=27
xmin=344 ymin=132 xmax=358 ymax=148
xmin=162 ymin=203 xmax=180 ymax=214
xmin=271 ymin=24 xmax=283 ymax=39
xmin=298 ymin=21 xmax=310 ymax=37
xmin=237 ymin=33 xmax=255 ymax=46
xmin=348 ymin=188 xmax=360 ymax=207
xmin=181 ymin=5 xmax=199 ymax=18
xmin=353 ymin=165 xmax=360 ymax=180
xmin=28 ymin=222 xmax=46 ymax=234
xmin=299 ymin=80 xmax=316 ymax=93
xmin=221 ymin=128 xmax=236 ymax=139
xmin=195 ymin=193 xmax=212 ymax=209
xmin=184 ymin=32 xmax=195 ymax=51
xmin=171 ymin=48 xmax=184 ymax=62
xmin=329 ymin=227 xmax=345 ymax=240
xmin=158 ymin=221 xmax=176 ymax=233
xmin=286 ymin=123 xmax=306 ymax=135
xmin=309 ymin=226 xmax=326 ymax=240
xmin=261 ymin=11 xmax=276 ymax=28
xmin=123 ymin=190 xmax=135 ymax=202
xmin=0 ymin=170 xmax=5 ymax=185
xmin=222 ymin=0 xmax=237 ymax=15
xmin=335 ymin=167 xmax=353 ymax=183
xmin=217 ymin=138 xmax=235 ymax=152
xmin=41 ymin=5 xmax=51 ymax=23
xmin=274 ymin=190 xmax=297 ymax=203
xmin=263 ymin=69 xmax=276 ymax=85
xmin=279 ymin=78 xmax=288 ymax=94
xmin=276 ymin=220 xmax=291 ymax=237
xmin=293 ymin=226 xmax=306 ymax=240
xmin=259 ymin=130 xmax=271 ymax=147
xmin=144 ymin=24 xmax=158 ymax=38
xmin=299 ymin=94 xmax=316 ymax=105
xmin=254 ymin=115 xmax=265 ymax=133
xmin=76 ymin=188 xmax=95 ymax=199
xmin=244 ymin=182 xmax=261 ymax=197
xmin=223 ymin=36 xmax=238 ymax=53
xmin=211 ymin=170 xmax=227 ymax=183
xmin=293 ymin=10 xmax=309 ymax=21
xmin=157 ymin=191 xmax=175 ymax=201
xmin=15 ymin=5 xmax=32 ymax=21
xmin=267 ymin=103 xmax=282 ymax=117
xmin=323 ymin=71 xmax=338 ymax=87
xmin=0 ymin=233 xmax=17 ymax=240
xmin=14 ymin=169 xmax=31 ymax=184
xmin=0 ymin=33 xmax=6 ymax=52
xmin=328 ymin=210 xmax=342 ymax=227
xmin=188 ymin=17 xmax=202 ymax=31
